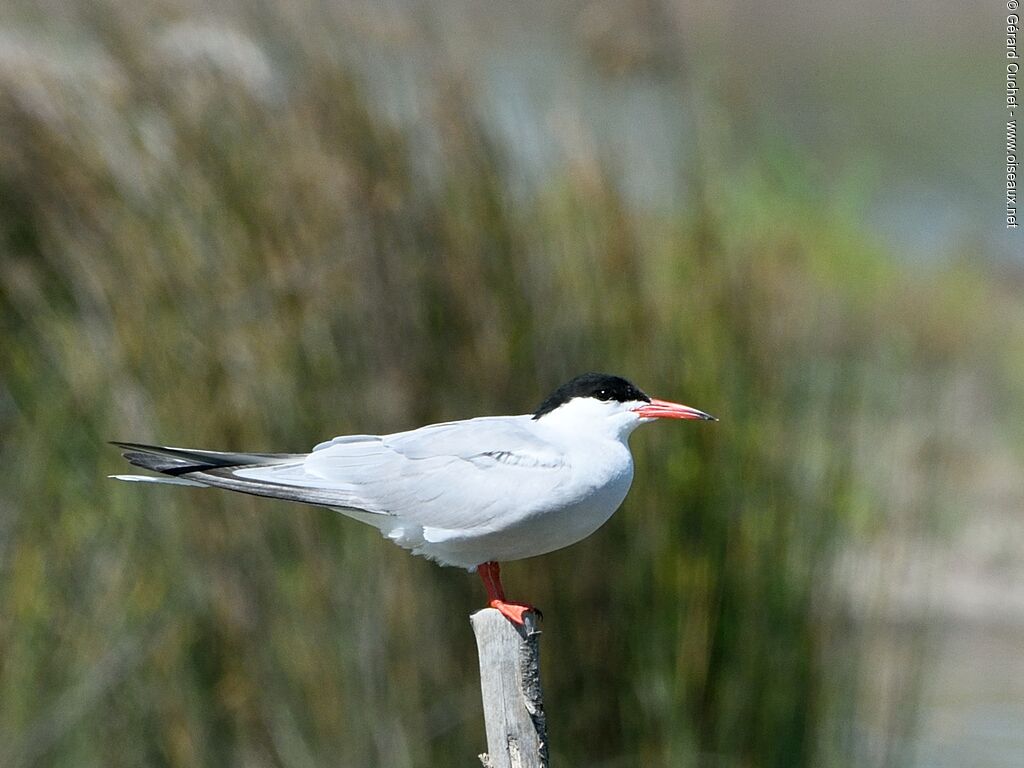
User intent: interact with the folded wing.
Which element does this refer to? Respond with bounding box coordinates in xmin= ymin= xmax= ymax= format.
xmin=113 ymin=416 xmax=573 ymax=533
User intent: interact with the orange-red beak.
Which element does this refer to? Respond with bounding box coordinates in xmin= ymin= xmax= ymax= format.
xmin=632 ymin=398 xmax=717 ymax=421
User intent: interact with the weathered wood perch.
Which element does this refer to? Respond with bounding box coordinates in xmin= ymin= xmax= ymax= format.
xmin=470 ymin=609 xmax=549 ymax=768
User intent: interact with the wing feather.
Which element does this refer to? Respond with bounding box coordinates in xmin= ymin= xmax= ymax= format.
xmin=115 ymin=416 xmax=573 ymax=533
xmin=297 ymin=416 xmax=571 ymax=529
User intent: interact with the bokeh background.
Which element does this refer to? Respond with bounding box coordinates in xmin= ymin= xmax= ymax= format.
xmin=1 ymin=1 xmax=1022 ymax=766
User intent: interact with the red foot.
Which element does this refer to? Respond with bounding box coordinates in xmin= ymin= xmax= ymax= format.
xmin=477 ymin=561 xmax=542 ymax=625
xmin=488 ymin=599 xmax=539 ymax=626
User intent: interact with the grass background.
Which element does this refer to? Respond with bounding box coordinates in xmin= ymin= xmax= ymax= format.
xmin=0 ymin=1 xmax=1019 ymax=766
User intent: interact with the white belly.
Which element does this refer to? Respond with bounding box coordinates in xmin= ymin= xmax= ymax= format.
xmin=391 ymin=450 xmax=635 ymax=569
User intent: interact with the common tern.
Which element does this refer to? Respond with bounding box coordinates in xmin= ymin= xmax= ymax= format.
xmin=112 ymin=372 xmax=715 ymax=623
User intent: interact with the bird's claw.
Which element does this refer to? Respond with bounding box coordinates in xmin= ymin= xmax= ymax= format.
xmin=489 ymin=599 xmax=541 ymax=625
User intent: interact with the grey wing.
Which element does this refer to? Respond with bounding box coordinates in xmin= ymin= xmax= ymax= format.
xmin=289 ymin=416 xmax=573 ymax=530
xmin=113 ymin=417 xmax=573 ymax=532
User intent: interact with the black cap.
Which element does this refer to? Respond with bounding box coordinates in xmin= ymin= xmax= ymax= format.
xmin=533 ymin=373 xmax=650 ymax=420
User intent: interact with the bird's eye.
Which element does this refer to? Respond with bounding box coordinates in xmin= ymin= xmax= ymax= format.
xmin=596 ymin=388 xmax=611 ymax=400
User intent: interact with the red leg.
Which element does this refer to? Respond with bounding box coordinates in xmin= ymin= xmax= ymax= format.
xmin=477 ymin=561 xmax=539 ymax=625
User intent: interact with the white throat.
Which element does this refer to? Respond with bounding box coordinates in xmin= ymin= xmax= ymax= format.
xmin=533 ymin=397 xmax=645 ymax=443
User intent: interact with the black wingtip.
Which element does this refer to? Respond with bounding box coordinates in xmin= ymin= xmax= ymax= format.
xmin=110 ymin=440 xmax=161 ymax=453
xmin=112 ymin=444 xmax=200 ymax=475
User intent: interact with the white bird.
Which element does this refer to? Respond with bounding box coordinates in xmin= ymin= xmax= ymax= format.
xmin=112 ymin=372 xmax=715 ymax=623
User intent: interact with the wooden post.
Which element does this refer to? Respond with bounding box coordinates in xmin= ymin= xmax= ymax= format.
xmin=470 ymin=609 xmax=548 ymax=768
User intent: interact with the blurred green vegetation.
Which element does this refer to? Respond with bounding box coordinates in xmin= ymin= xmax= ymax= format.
xmin=0 ymin=3 xmax=1012 ymax=767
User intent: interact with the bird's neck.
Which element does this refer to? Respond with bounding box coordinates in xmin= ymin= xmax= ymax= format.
xmin=534 ymin=407 xmax=639 ymax=445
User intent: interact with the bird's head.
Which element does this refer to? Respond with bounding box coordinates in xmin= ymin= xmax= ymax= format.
xmin=532 ymin=372 xmax=716 ymax=440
